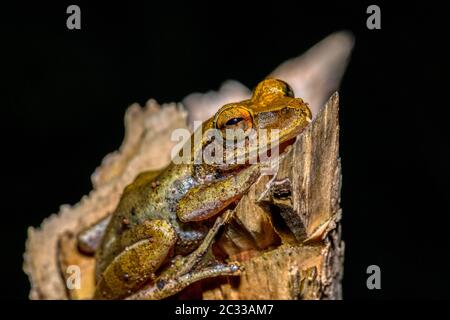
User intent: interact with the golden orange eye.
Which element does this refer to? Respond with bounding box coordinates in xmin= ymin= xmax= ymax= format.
xmin=214 ymin=106 xmax=253 ymax=138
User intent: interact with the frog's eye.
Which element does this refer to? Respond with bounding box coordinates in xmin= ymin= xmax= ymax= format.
xmin=226 ymin=117 xmax=243 ymax=125
xmin=214 ymin=106 xmax=253 ymax=136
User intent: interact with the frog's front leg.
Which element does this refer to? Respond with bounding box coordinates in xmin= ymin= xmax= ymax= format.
xmin=126 ymin=210 xmax=240 ymax=300
xmin=164 ymin=209 xmax=236 ymax=278
xmin=177 ymin=164 xmax=261 ymax=222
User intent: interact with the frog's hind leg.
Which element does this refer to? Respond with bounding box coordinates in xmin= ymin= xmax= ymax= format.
xmin=94 ymin=219 xmax=177 ymax=300
xmin=126 ymin=262 xmax=240 ymax=300
xmin=77 ymin=215 xmax=111 ymax=255
xmin=126 ymin=210 xmax=241 ymax=300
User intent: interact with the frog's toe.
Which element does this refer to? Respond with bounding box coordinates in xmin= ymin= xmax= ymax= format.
xmin=227 ymin=261 xmax=242 ymax=274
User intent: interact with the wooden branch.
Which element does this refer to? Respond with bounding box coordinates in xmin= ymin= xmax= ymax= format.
xmin=23 ymin=91 xmax=342 ymax=300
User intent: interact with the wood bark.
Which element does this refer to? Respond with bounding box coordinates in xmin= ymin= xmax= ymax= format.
xmin=23 ymin=91 xmax=342 ymax=300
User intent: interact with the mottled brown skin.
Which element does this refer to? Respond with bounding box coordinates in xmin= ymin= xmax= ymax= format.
xmin=78 ymin=79 xmax=312 ymax=299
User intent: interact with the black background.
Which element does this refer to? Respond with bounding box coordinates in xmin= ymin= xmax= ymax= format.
xmin=1 ymin=1 xmax=449 ymax=300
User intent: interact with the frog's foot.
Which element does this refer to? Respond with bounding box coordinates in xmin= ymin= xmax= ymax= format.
xmin=77 ymin=215 xmax=111 ymax=254
xmin=126 ymin=261 xmax=241 ymax=300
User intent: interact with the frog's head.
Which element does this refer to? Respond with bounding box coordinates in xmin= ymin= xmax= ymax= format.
xmin=193 ymin=78 xmax=312 ymax=171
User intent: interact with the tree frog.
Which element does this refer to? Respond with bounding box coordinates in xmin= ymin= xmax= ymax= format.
xmin=76 ymin=78 xmax=312 ymax=299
